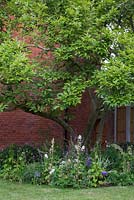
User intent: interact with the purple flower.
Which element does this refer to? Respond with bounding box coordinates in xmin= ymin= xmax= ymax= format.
xmin=101 ymin=171 xmax=108 ymax=176
xmin=86 ymin=157 xmax=92 ymax=167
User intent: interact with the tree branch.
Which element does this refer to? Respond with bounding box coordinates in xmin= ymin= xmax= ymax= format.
xmin=4 ymin=104 xmax=76 ymax=138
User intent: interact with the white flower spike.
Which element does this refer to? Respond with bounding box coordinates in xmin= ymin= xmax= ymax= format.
xmin=78 ymin=135 xmax=82 ymax=140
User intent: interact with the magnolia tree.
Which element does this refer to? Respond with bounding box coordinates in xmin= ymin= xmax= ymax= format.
xmin=0 ymin=0 xmax=134 ymax=146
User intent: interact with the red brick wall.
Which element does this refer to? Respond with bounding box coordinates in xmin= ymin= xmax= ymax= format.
xmin=0 ymin=109 xmax=64 ymax=149
xmin=0 ymin=91 xmax=114 ymax=149
xmin=68 ymin=91 xmax=91 ymax=134
xmin=117 ymin=107 xmax=126 ymax=143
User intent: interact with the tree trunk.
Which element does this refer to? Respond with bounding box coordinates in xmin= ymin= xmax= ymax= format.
xmin=83 ymin=88 xmax=103 ymax=147
xmin=83 ymin=108 xmax=99 ymax=147
xmin=96 ymin=111 xmax=106 ymax=144
xmin=63 ymin=108 xmax=70 ymax=153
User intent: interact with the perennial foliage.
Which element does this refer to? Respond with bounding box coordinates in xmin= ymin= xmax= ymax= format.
xmin=0 ymin=137 xmax=134 ymax=188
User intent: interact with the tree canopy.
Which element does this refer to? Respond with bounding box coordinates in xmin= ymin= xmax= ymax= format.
xmin=0 ymin=0 xmax=134 ymax=143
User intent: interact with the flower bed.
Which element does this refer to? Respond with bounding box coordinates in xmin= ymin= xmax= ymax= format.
xmin=0 ymin=136 xmax=134 ymax=188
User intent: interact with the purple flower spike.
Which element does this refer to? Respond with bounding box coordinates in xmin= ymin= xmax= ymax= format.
xmin=86 ymin=157 xmax=92 ymax=167
xmin=101 ymin=171 xmax=108 ymax=176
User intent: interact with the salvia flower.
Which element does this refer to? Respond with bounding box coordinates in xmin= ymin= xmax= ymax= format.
xmin=101 ymin=171 xmax=108 ymax=177
xmin=86 ymin=157 xmax=92 ymax=167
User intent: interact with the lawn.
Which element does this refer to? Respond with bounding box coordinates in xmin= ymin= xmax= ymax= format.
xmin=0 ymin=179 xmax=134 ymax=200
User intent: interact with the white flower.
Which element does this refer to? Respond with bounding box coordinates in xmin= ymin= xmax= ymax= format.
xmin=81 ymin=145 xmax=85 ymax=151
xmin=74 ymin=159 xmax=79 ymax=163
xmin=61 ymin=161 xmax=66 ymax=164
xmin=59 ymin=160 xmax=66 ymax=167
xmin=44 ymin=153 xmax=48 ymax=159
xmin=78 ymin=135 xmax=82 ymax=140
xmin=49 ymin=168 xmax=55 ymax=175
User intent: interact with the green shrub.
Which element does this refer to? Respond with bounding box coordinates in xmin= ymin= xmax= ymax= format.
xmin=107 ymin=170 xmax=134 ymax=186
xmin=120 ymin=143 xmax=134 ymax=152
xmin=103 ymin=143 xmax=134 ymax=186
xmin=50 ymin=158 xmax=88 ymax=188
xmin=0 ymin=144 xmax=43 ymax=170
xmin=22 ymin=162 xmax=43 ymax=184
xmin=0 ymin=144 xmax=44 ymax=182
xmin=103 ymin=143 xmax=134 ymax=173
xmin=0 ymin=152 xmax=25 ymax=182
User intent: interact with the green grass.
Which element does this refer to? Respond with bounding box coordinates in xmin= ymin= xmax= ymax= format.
xmin=0 ymin=179 xmax=134 ymax=200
